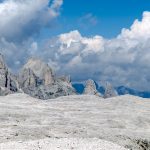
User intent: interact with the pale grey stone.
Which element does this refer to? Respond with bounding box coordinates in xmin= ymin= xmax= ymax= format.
xmin=18 ymin=57 xmax=76 ymax=99
xmin=103 ymin=82 xmax=118 ymax=98
xmin=23 ymin=58 xmax=55 ymax=86
xmin=0 ymin=54 xmax=19 ymax=95
xmin=83 ymin=79 xmax=102 ymax=97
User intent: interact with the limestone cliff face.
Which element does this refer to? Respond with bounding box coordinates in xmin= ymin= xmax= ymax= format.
xmin=103 ymin=82 xmax=118 ymax=98
xmin=18 ymin=58 xmax=76 ymax=99
xmin=0 ymin=54 xmax=118 ymax=99
xmin=0 ymin=54 xmax=19 ymax=95
xmin=0 ymin=54 xmax=10 ymax=88
xmin=19 ymin=68 xmax=37 ymax=88
xmin=83 ymin=79 xmax=101 ymax=97
xmin=22 ymin=58 xmax=55 ymax=86
xmin=58 ymin=76 xmax=71 ymax=85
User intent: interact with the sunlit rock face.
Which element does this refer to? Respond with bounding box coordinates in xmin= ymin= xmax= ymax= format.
xmin=22 ymin=58 xmax=55 ymax=86
xmin=18 ymin=58 xmax=76 ymax=100
xmin=0 ymin=54 xmax=19 ymax=95
xmin=0 ymin=54 xmax=118 ymax=99
xmin=83 ymin=79 xmax=102 ymax=97
xmin=19 ymin=68 xmax=37 ymax=88
xmin=0 ymin=54 xmax=10 ymax=88
xmin=103 ymin=82 xmax=118 ymax=98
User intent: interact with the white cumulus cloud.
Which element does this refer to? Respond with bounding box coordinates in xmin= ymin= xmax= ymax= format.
xmin=36 ymin=11 xmax=150 ymax=90
xmin=0 ymin=0 xmax=63 ymax=41
xmin=0 ymin=9 xmax=150 ymax=91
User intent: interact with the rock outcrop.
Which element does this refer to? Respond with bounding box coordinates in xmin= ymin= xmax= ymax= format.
xmin=103 ymin=82 xmax=118 ymax=98
xmin=18 ymin=58 xmax=76 ymax=99
xmin=19 ymin=68 xmax=37 ymax=88
xmin=83 ymin=79 xmax=101 ymax=97
xmin=0 ymin=54 xmax=19 ymax=95
xmin=22 ymin=58 xmax=55 ymax=86
xmin=0 ymin=54 xmax=119 ymax=99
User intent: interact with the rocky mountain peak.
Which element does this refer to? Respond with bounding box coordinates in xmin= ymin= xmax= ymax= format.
xmin=58 ymin=75 xmax=71 ymax=84
xmin=83 ymin=79 xmax=101 ymax=96
xmin=19 ymin=68 xmax=37 ymax=88
xmin=18 ymin=57 xmax=76 ymax=99
xmin=103 ymin=82 xmax=118 ymax=98
xmin=0 ymin=54 xmax=119 ymax=99
xmin=0 ymin=54 xmax=19 ymax=95
xmin=0 ymin=53 xmax=7 ymax=69
xmin=23 ymin=58 xmax=54 ymax=85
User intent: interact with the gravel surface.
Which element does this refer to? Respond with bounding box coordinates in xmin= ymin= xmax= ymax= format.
xmin=0 ymin=138 xmax=128 ymax=150
xmin=0 ymin=93 xmax=149 ymax=149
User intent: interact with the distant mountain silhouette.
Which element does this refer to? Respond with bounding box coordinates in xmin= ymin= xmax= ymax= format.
xmin=73 ymin=80 xmax=118 ymax=98
xmin=73 ymin=82 xmax=150 ymax=98
xmin=116 ymin=86 xmax=150 ymax=98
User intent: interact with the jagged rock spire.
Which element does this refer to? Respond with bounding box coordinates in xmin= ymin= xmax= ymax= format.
xmin=18 ymin=57 xmax=76 ymax=99
xmin=22 ymin=58 xmax=55 ymax=86
xmin=19 ymin=68 xmax=37 ymax=88
xmin=0 ymin=54 xmax=19 ymax=95
xmin=103 ymin=82 xmax=118 ymax=98
xmin=83 ymin=79 xmax=101 ymax=97
xmin=0 ymin=54 xmax=6 ymax=69
xmin=0 ymin=53 xmax=9 ymax=88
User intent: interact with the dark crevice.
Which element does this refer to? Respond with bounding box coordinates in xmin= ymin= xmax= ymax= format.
xmin=5 ymin=71 xmax=8 ymax=88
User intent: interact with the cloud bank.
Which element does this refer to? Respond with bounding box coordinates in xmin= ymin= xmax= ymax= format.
xmin=38 ymin=12 xmax=150 ymax=90
xmin=0 ymin=1 xmax=149 ymax=91
xmin=0 ymin=0 xmax=63 ymax=71
xmin=0 ymin=0 xmax=63 ymax=41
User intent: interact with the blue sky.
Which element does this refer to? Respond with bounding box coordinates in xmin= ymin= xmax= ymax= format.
xmin=40 ymin=0 xmax=150 ymax=39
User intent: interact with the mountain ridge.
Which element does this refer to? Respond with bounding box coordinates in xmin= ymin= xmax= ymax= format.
xmin=0 ymin=53 xmax=149 ymax=99
xmin=73 ymin=82 xmax=150 ymax=98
